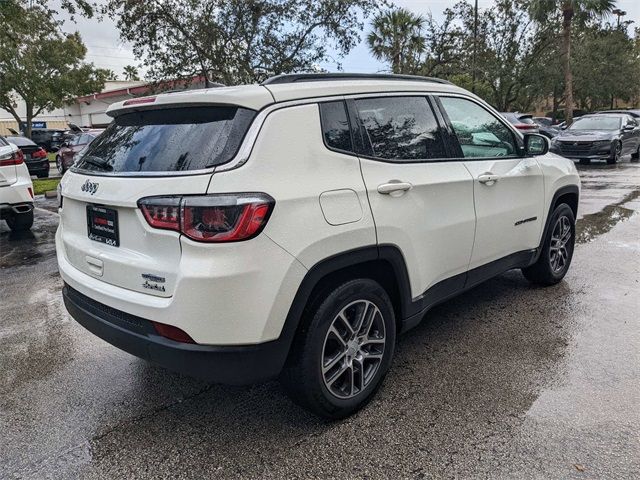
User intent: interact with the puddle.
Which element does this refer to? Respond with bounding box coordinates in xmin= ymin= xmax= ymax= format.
xmin=576 ymin=189 xmax=640 ymax=244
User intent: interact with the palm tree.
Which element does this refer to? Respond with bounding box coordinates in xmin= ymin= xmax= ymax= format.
xmin=367 ymin=8 xmax=426 ymax=74
xmin=123 ymin=65 xmax=140 ymax=81
xmin=529 ymin=0 xmax=615 ymax=124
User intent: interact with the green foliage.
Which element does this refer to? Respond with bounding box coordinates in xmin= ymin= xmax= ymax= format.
xmin=123 ymin=65 xmax=140 ymax=81
xmin=0 ymin=1 xmax=108 ymax=138
xmin=104 ymin=0 xmax=385 ymax=85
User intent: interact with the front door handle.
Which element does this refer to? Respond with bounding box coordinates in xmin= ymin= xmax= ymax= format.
xmin=377 ymin=180 xmax=413 ymax=196
xmin=478 ymin=173 xmax=499 ymax=186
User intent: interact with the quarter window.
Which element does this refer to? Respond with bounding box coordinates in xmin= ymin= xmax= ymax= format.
xmin=439 ymin=96 xmax=517 ymax=159
xmin=355 ymin=97 xmax=447 ymax=161
xmin=319 ymin=101 xmax=353 ymax=152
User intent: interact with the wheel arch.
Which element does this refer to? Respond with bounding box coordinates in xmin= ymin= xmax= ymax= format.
xmin=279 ymin=245 xmax=412 ymax=367
xmin=535 ymin=184 xmax=579 ymax=261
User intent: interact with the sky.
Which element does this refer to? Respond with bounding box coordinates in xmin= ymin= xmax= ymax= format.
xmin=52 ymin=0 xmax=640 ymax=80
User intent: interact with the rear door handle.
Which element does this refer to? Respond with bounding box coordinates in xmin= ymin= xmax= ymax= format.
xmin=377 ymin=181 xmax=413 ymax=196
xmin=478 ymin=174 xmax=499 ymax=185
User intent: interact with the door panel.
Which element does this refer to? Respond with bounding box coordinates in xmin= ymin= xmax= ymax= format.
xmin=463 ymin=158 xmax=545 ymax=269
xmin=360 ymin=160 xmax=475 ymax=298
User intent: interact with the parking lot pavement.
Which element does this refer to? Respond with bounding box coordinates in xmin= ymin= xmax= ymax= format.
xmin=1 ymin=160 xmax=639 ymax=479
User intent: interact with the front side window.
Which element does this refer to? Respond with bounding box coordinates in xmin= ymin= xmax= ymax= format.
xmin=73 ymin=106 xmax=256 ymax=173
xmin=440 ymin=96 xmax=517 ymax=159
xmin=355 ymin=96 xmax=447 ymax=161
xmin=319 ymin=101 xmax=353 ymax=152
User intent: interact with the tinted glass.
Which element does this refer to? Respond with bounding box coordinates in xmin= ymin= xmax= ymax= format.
xmin=441 ymin=97 xmax=517 ymax=158
xmin=355 ymin=97 xmax=446 ymax=161
xmin=319 ymin=101 xmax=352 ymax=152
xmin=0 ymin=136 xmax=7 ymax=146
xmin=5 ymin=136 xmax=36 ymax=147
xmin=74 ymin=107 xmax=256 ymax=173
xmin=569 ymin=116 xmax=621 ymax=131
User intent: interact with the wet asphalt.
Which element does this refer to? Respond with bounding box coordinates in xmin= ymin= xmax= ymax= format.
xmin=1 ymin=160 xmax=639 ymax=479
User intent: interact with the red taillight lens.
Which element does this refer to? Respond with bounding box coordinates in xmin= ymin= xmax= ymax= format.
xmin=0 ymin=149 xmax=24 ymax=166
xmin=32 ymin=148 xmax=47 ymax=159
xmin=138 ymin=193 xmax=274 ymax=242
xmin=152 ymin=321 xmax=195 ymax=343
xmin=139 ymin=196 xmax=181 ymax=231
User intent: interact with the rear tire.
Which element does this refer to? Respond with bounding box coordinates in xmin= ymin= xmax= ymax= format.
xmin=56 ymin=156 xmax=65 ymax=174
xmin=37 ymin=171 xmax=49 ymax=178
xmin=631 ymin=145 xmax=640 ymax=162
xmin=522 ymin=204 xmax=575 ymax=286
xmin=6 ymin=210 xmax=34 ymax=232
xmin=281 ymin=278 xmax=396 ymax=420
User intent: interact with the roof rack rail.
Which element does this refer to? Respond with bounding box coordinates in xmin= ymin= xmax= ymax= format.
xmin=261 ymin=73 xmax=452 ymax=86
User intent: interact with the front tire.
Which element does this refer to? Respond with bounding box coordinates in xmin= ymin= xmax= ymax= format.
xmin=56 ymin=156 xmax=65 ymax=174
xmin=522 ymin=204 xmax=575 ymax=286
xmin=6 ymin=210 xmax=34 ymax=232
xmin=281 ymin=279 xmax=396 ymax=419
xmin=631 ymin=144 xmax=640 ymax=162
xmin=607 ymin=142 xmax=621 ymax=165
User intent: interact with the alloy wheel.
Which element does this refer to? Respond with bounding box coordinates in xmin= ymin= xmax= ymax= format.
xmin=321 ymin=300 xmax=386 ymax=399
xmin=549 ymin=215 xmax=572 ymax=274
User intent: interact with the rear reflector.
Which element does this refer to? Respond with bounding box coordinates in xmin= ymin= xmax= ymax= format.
xmin=139 ymin=193 xmax=275 ymax=242
xmin=123 ymin=96 xmax=156 ymax=106
xmin=28 ymin=187 xmax=34 ymax=199
xmin=152 ymin=321 xmax=195 ymax=343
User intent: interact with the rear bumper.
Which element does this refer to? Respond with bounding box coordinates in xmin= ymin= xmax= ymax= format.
xmin=62 ymin=284 xmax=289 ymax=385
xmin=25 ymin=160 xmax=49 ymax=174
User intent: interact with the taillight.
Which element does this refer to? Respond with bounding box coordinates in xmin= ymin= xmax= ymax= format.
xmin=0 ymin=149 xmax=24 ymax=166
xmin=138 ymin=193 xmax=275 ymax=242
xmin=32 ymin=148 xmax=47 ymax=159
xmin=152 ymin=321 xmax=195 ymax=343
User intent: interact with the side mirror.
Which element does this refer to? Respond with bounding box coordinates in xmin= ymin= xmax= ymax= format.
xmin=524 ymin=133 xmax=549 ymax=156
xmin=623 ymin=125 xmax=635 ymax=132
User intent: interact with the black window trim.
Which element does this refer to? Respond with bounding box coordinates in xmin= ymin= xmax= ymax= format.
xmin=346 ymin=93 xmax=453 ymax=164
xmin=318 ymin=100 xmax=356 ymax=156
xmin=434 ymin=93 xmax=526 ymax=161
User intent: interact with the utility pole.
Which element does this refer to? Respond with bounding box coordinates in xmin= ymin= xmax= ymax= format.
xmin=472 ymin=0 xmax=478 ymax=93
xmin=612 ymin=8 xmax=626 ymax=28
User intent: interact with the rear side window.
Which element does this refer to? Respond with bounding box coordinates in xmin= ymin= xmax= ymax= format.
xmin=73 ymin=106 xmax=256 ymax=173
xmin=355 ymin=97 xmax=447 ymax=161
xmin=319 ymin=101 xmax=353 ymax=152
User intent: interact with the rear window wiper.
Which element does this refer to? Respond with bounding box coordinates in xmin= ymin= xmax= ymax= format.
xmin=81 ymin=156 xmax=113 ymax=171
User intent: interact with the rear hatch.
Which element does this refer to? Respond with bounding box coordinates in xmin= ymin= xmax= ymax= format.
xmin=59 ymin=105 xmax=256 ymax=297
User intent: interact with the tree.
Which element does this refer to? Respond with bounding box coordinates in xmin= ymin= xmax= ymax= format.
xmin=123 ymin=65 xmax=140 ymax=81
xmin=529 ymin=0 xmax=616 ymax=124
xmin=104 ymin=0 xmax=383 ymax=85
xmin=0 ymin=1 xmax=108 ymax=138
xmin=367 ymin=8 xmax=426 ymax=74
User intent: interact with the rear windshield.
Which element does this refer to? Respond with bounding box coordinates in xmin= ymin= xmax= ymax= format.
xmin=73 ymin=106 xmax=256 ymax=173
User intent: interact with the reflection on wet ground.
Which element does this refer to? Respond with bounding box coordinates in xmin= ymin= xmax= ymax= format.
xmin=576 ymin=189 xmax=639 ymax=243
xmin=1 ymin=162 xmax=639 ymax=478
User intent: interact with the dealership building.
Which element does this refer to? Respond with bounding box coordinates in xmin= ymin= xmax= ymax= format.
xmin=0 ymin=77 xmax=206 ymax=136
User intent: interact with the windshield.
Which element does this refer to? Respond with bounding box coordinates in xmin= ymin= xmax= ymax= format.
xmin=569 ymin=116 xmax=621 ymax=131
xmin=73 ymin=106 xmax=256 ymax=173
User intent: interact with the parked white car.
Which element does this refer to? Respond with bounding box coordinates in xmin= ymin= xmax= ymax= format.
xmin=56 ymin=73 xmax=580 ymax=418
xmin=0 ymin=136 xmax=34 ymax=231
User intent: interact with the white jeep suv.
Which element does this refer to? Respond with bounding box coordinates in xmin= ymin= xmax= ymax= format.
xmin=0 ymin=135 xmax=34 ymax=231
xmin=56 ymin=74 xmax=580 ymax=418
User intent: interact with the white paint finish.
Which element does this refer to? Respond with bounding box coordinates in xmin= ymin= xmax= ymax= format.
xmin=106 ymin=85 xmax=275 ymax=117
xmin=207 ymin=104 xmax=376 ymax=269
xmin=0 ymin=145 xmax=32 ymax=204
xmin=359 ymin=159 xmax=476 ymax=298
xmin=464 ymin=158 xmax=545 ymax=269
xmin=319 ymin=189 xmax=363 ymax=225
xmin=57 ymin=225 xmax=307 ymax=345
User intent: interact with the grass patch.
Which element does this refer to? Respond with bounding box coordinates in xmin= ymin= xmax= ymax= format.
xmin=48 ymin=152 xmax=56 ymax=163
xmin=33 ymin=177 xmax=60 ymax=196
